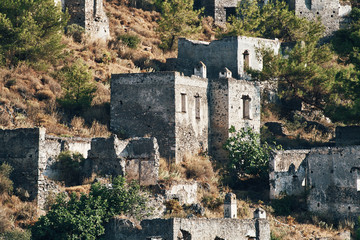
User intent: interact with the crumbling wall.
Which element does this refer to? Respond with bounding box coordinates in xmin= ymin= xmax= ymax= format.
xmin=174 ymin=75 xmax=209 ymax=162
xmin=164 ymin=181 xmax=198 ymax=204
xmin=0 ymin=128 xmax=42 ymax=200
xmin=177 ymin=37 xmax=280 ymax=79
xmin=292 ymin=0 xmax=351 ymax=37
xmin=269 ymin=149 xmax=309 ymax=199
xmin=64 ymin=0 xmax=110 ymax=40
xmin=271 ymin=145 xmax=360 ymax=220
xmin=306 ymin=146 xmax=360 ymax=219
xmin=87 ymin=136 xmax=160 ymax=185
xmin=104 ymin=217 xmax=270 ymax=240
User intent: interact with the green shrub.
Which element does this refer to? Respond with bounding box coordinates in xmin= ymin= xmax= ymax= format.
xmin=0 ymin=163 xmax=13 ymax=194
xmin=271 ymin=194 xmax=299 ymax=216
xmin=31 ymin=176 xmax=149 ymax=240
xmin=57 ymin=60 xmax=97 ymax=112
xmin=223 ymin=126 xmax=281 ymax=181
xmin=117 ymin=34 xmax=141 ymax=49
xmin=56 ymin=151 xmax=84 ymax=186
xmin=66 ymin=24 xmax=85 ymax=43
xmin=0 ymin=230 xmax=31 ymax=240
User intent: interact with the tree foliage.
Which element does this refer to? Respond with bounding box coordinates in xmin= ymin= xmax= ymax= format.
xmin=57 ymin=60 xmax=97 ymax=112
xmin=156 ymin=0 xmax=202 ymax=50
xmin=223 ymin=126 xmax=279 ymax=180
xmin=31 ymin=176 xmax=149 ymax=240
xmin=0 ymin=0 xmax=68 ymax=66
xmin=222 ymin=0 xmax=323 ymax=42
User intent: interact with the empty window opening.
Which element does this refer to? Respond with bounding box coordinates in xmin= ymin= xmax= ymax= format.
xmin=225 ymin=7 xmax=237 ymax=22
xmin=243 ymin=50 xmax=250 ymax=72
xmin=195 ymin=96 xmax=201 ymax=119
xmin=317 ymin=203 xmax=320 ymax=207
xmin=181 ymin=93 xmax=187 ymax=113
xmin=348 ymin=206 xmax=351 ymax=210
xmin=242 ymin=95 xmax=251 ymax=119
xmin=305 ymin=0 xmax=311 ymax=10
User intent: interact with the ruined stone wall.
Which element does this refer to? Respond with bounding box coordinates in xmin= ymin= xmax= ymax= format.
xmin=37 ymin=135 xmax=91 ymax=208
xmin=111 ymin=72 xmax=177 ymax=160
xmin=87 ymin=135 xmax=160 ymax=185
xmin=174 ymin=75 xmax=209 ymax=162
xmin=209 ymin=78 xmax=229 ymax=162
xmin=177 ymin=37 xmax=280 ymax=80
xmin=0 ymin=128 xmax=42 ymax=201
xmin=292 ymin=0 xmax=351 ymax=37
xmin=271 ymin=145 xmax=360 ymax=219
xmin=64 ymin=0 xmax=110 ymax=40
xmin=164 ymin=181 xmax=198 ymax=204
xmin=105 ymin=217 xmax=270 ymax=240
xmin=306 ymin=146 xmax=360 ymax=219
xmin=213 ymin=0 xmax=241 ymax=24
xmin=269 ymin=149 xmax=309 ymax=199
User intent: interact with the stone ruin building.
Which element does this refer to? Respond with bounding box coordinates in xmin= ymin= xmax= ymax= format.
xmin=55 ymin=0 xmax=110 ymax=40
xmin=289 ymin=0 xmax=351 ymax=37
xmin=194 ymin=0 xmax=241 ymax=24
xmin=111 ymin=36 xmax=280 ymax=163
xmin=270 ymin=126 xmax=360 ymax=220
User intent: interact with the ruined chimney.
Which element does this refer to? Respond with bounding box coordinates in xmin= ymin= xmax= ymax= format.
xmin=253 ymin=208 xmax=266 ymax=219
xmin=219 ymin=67 xmax=232 ymax=79
xmin=194 ymin=61 xmax=207 ymax=78
xmin=224 ymin=192 xmax=237 ymax=218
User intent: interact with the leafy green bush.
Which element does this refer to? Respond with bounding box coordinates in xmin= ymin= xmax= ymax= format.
xmin=117 ymin=34 xmax=141 ymax=49
xmin=31 ymin=176 xmax=149 ymax=240
xmin=223 ymin=126 xmax=280 ymax=181
xmin=0 ymin=0 xmax=68 ymax=66
xmin=66 ymin=24 xmax=85 ymax=43
xmin=57 ymin=60 xmax=97 ymax=112
xmin=0 ymin=162 xmax=13 ymax=194
xmin=57 ymin=151 xmax=84 ymax=186
xmin=271 ymin=195 xmax=299 ymax=216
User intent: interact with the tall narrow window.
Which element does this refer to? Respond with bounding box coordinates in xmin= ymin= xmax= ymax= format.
xmin=195 ymin=96 xmax=201 ymax=119
xmin=357 ymin=174 xmax=360 ymax=191
xmin=181 ymin=93 xmax=187 ymax=113
xmin=243 ymin=50 xmax=250 ymax=72
xmin=242 ymin=95 xmax=251 ymax=119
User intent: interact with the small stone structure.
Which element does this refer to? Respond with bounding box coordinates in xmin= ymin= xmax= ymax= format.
xmin=86 ymin=135 xmax=160 ymax=185
xmin=254 ymin=208 xmax=266 ymax=219
xmin=61 ymin=0 xmax=110 ymax=40
xmin=163 ymin=181 xmax=198 ymax=205
xmin=0 ymin=128 xmax=92 ymax=208
xmin=270 ymin=145 xmax=360 ymax=220
xmin=104 ymin=216 xmax=270 ymax=240
xmin=224 ymin=192 xmax=237 ymax=218
xmin=194 ymin=0 xmax=241 ymax=24
xmin=289 ymin=0 xmax=351 ymax=38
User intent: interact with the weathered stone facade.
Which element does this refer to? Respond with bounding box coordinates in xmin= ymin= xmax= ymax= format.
xmin=104 ymin=217 xmax=270 ymax=240
xmin=270 ymin=146 xmax=360 ymax=220
xmin=195 ymin=0 xmax=241 ymax=24
xmin=86 ymin=135 xmax=160 ymax=185
xmin=289 ymin=0 xmax=351 ymax=37
xmin=110 ymin=72 xmax=209 ymax=163
xmin=176 ymin=37 xmax=280 ymax=80
xmin=0 ymin=128 xmax=92 ymax=208
xmin=63 ymin=0 xmax=110 ymax=40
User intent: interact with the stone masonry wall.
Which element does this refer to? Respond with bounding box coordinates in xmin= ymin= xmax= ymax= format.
xmin=111 ymin=72 xmax=177 ymax=160
xmin=0 ymin=128 xmax=42 ymax=201
xmin=87 ymin=135 xmax=160 ymax=185
xmin=177 ymin=37 xmax=280 ymax=80
xmin=104 ymin=217 xmax=270 ymax=240
xmin=271 ymin=146 xmax=360 ymax=220
xmin=269 ymin=149 xmax=309 ymax=199
xmin=292 ymin=0 xmax=351 ymax=37
xmin=174 ymin=75 xmax=209 ymax=162
xmin=65 ymin=0 xmax=110 ymax=40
